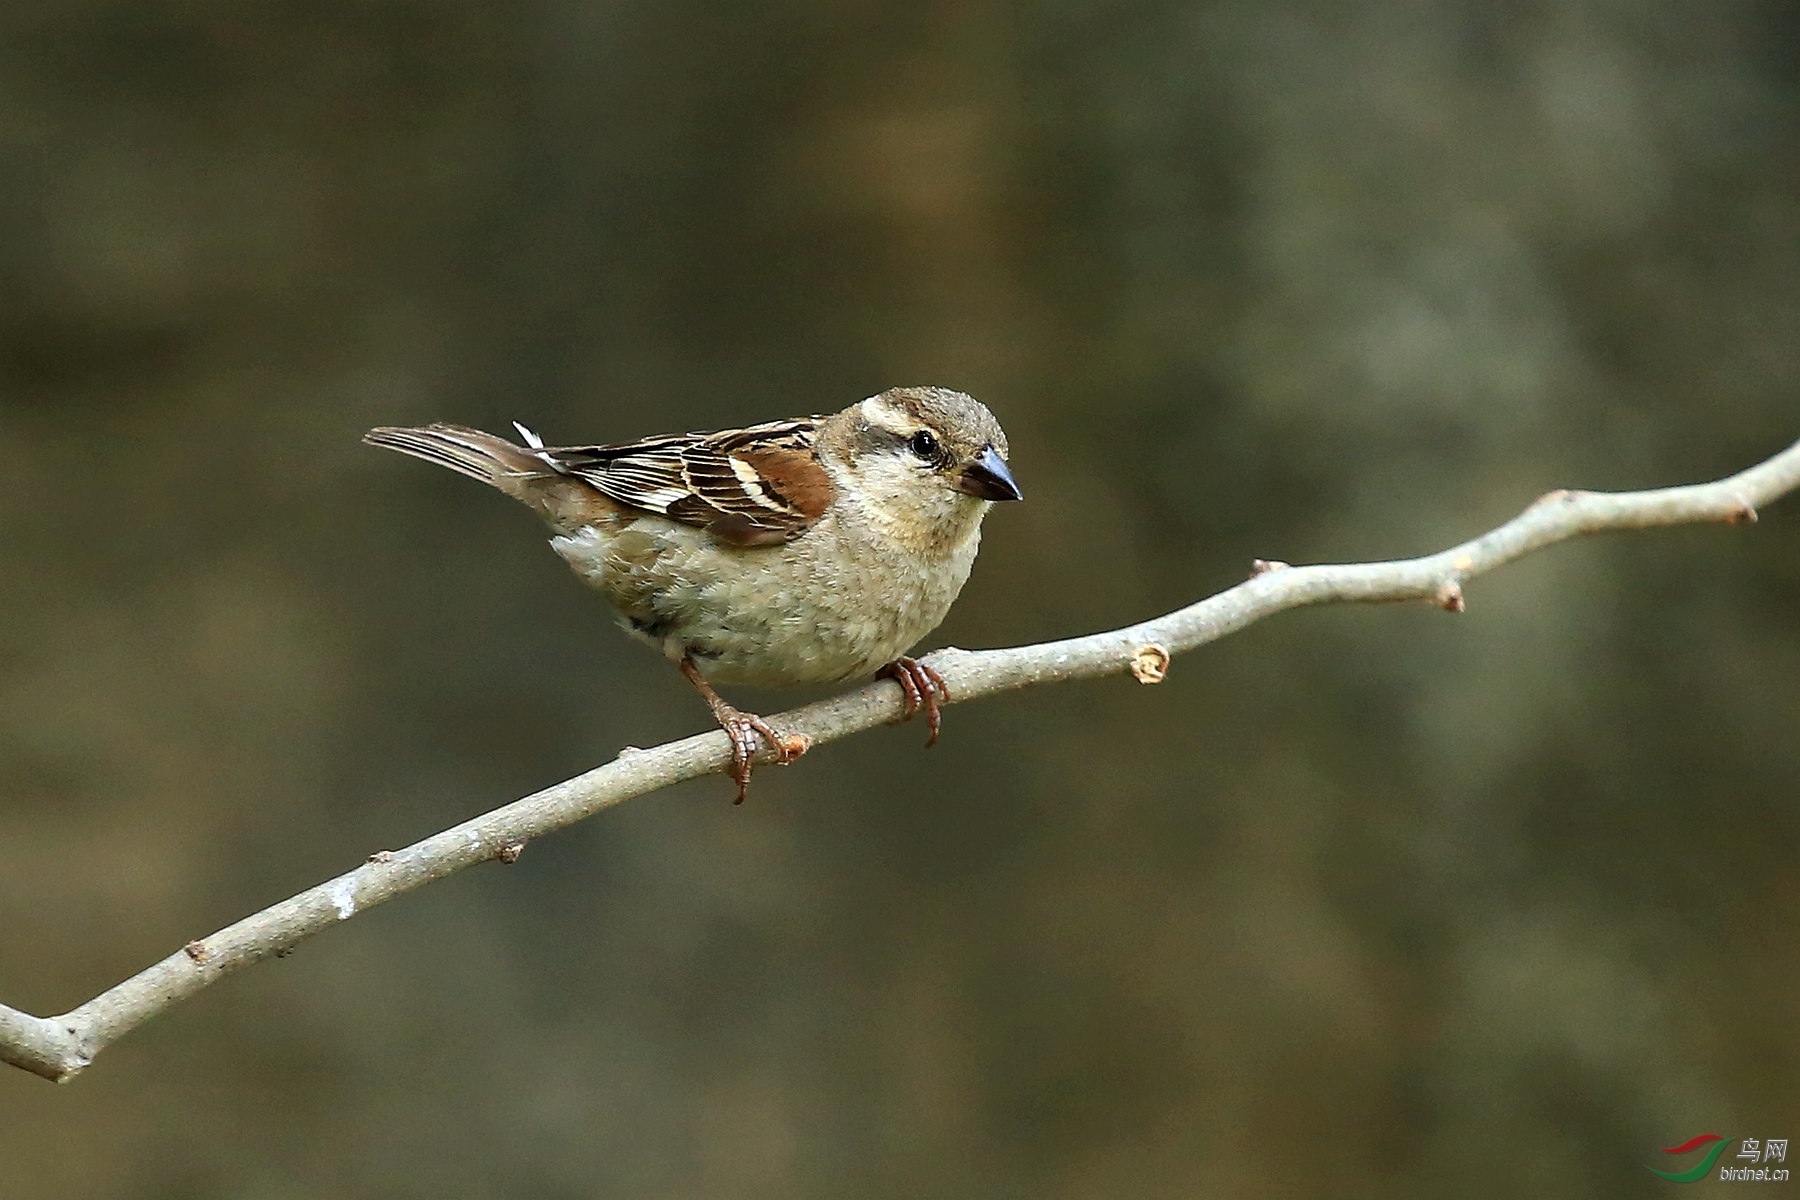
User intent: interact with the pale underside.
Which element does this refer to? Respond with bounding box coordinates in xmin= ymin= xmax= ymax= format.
xmin=550 ymin=505 xmax=983 ymax=687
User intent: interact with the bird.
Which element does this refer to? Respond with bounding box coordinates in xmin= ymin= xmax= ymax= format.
xmin=364 ymin=386 xmax=1021 ymax=802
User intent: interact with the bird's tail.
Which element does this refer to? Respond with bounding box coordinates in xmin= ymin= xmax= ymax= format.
xmin=364 ymin=421 xmax=606 ymax=532
xmin=363 ymin=423 xmax=552 ymax=493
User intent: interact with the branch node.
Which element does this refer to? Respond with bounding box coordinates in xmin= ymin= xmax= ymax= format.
xmin=367 ymin=850 xmax=395 ymax=864
xmin=495 ymin=840 xmax=527 ymax=865
xmin=1436 ymin=580 xmax=1466 ymax=613
xmin=1130 ymin=643 xmax=1171 ymax=684
xmin=775 ymin=733 xmax=813 ymax=759
xmin=1727 ymin=500 xmax=1758 ymax=525
xmin=183 ymin=940 xmax=208 ymax=963
xmin=1250 ymin=558 xmax=1290 ymax=576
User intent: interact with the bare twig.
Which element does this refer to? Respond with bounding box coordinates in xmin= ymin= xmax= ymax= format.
xmin=4 ymin=437 xmax=1798 ymax=1082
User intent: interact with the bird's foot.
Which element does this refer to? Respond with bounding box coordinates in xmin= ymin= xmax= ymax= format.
xmin=713 ymin=705 xmax=805 ymax=804
xmin=680 ymin=655 xmax=807 ymax=803
xmin=879 ymin=656 xmax=948 ymax=747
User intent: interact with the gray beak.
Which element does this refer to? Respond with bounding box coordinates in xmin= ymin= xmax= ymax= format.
xmin=957 ymin=445 xmax=1023 ymax=501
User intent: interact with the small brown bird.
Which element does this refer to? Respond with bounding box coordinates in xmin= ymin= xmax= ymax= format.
xmin=365 ymin=386 xmax=1021 ymax=801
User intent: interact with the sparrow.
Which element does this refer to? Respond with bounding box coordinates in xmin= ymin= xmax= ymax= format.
xmin=364 ymin=386 xmax=1021 ymax=802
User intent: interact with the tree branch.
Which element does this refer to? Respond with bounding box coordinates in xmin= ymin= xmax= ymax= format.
xmin=5 ymin=437 xmax=1798 ymax=1083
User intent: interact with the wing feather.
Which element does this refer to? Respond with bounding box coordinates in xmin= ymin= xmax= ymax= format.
xmin=531 ymin=417 xmax=835 ymax=542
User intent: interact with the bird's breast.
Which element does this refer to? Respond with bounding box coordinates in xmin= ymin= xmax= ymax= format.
xmin=549 ymin=511 xmax=983 ymax=688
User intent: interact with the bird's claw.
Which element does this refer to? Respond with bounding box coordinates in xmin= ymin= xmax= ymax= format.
xmin=681 ymin=655 xmax=805 ymax=804
xmin=718 ymin=708 xmax=799 ymax=804
xmin=880 ymin=656 xmax=948 ymax=747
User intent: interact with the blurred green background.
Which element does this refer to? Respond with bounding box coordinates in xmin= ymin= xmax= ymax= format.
xmin=1 ymin=1 xmax=1796 ymax=1196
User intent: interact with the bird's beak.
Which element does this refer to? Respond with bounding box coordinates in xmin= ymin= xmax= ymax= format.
xmin=957 ymin=445 xmax=1023 ymax=501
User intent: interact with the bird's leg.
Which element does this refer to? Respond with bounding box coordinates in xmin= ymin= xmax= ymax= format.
xmin=878 ymin=656 xmax=948 ymax=748
xmin=678 ymin=656 xmax=800 ymax=803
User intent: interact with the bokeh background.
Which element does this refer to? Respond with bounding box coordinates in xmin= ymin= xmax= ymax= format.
xmin=1 ymin=1 xmax=1796 ymax=1196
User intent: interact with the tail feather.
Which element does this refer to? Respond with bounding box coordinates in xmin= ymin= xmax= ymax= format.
xmin=363 ymin=423 xmax=550 ymax=491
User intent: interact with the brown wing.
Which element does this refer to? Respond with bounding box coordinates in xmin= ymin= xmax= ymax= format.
xmin=539 ymin=418 xmax=836 ymax=545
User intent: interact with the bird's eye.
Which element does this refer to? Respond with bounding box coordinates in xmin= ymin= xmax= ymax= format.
xmin=909 ymin=429 xmax=940 ymax=461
